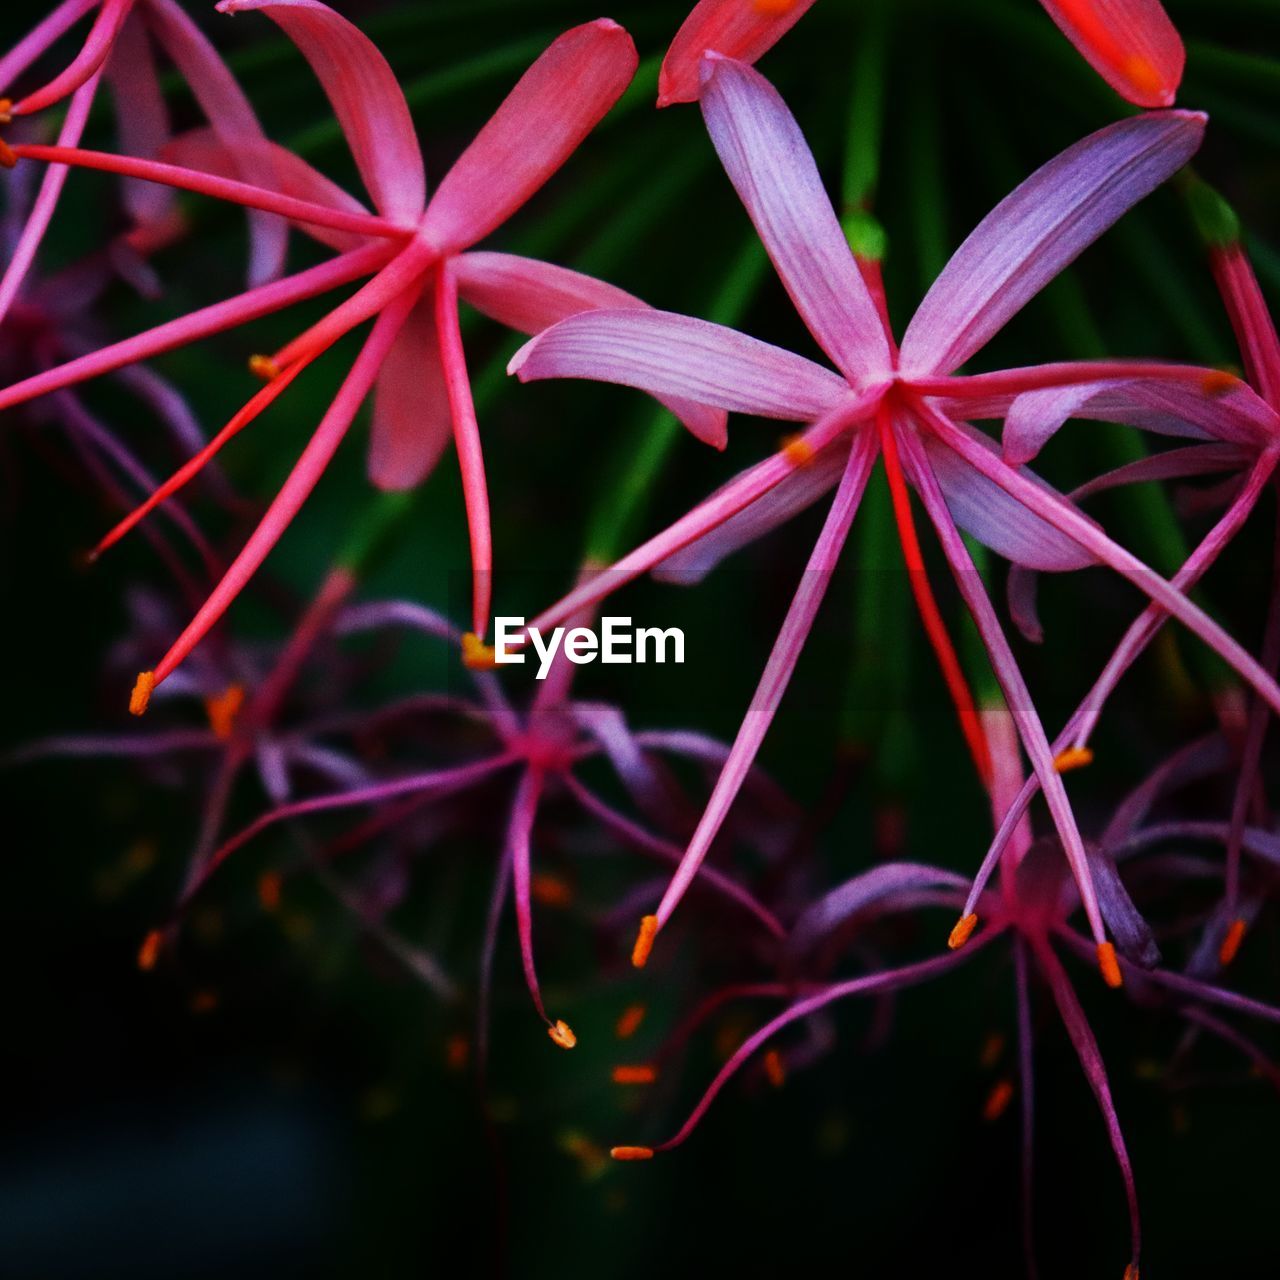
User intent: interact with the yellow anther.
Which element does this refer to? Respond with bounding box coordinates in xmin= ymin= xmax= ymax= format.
xmin=1218 ymin=917 xmax=1248 ymax=967
xmin=781 ymin=433 xmax=815 ymax=466
xmin=611 ymin=1064 xmax=657 ymax=1085
xmin=137 ymin=928 xmax=163 ymax=971
xmin=1098 ymin=941 xmax=1123 ymax=989
xmin=548 ymin=1019 xmax=577 ymax=1050
xmin=257 ymin=870 xmax=283 ymax=913
xmin=204 ymin=682 xmax=246 ymax=741
xmin=763 ymin=1049 xmax=786 ymax=1089
xmin=461 ymin=631 xmax=498 ymax=671
xmin=531 ymin=872 xmax=574 ymax=907
xmin=983 ymin=1078 xmax=1014 ymax=1121
xmin=615 ymin=1002 xmax=646 ymax=1040
xmin=248 ymin=353 xmax=280 ymax=381
xmin=948 ymin=913 xmax=979 ymax=950
xmin=1200 ymin=368 xmax=1239 ymax=396
xmin=1053 ymin=745 xmax=1094 ymax=774
xmin=610 ymin=1145 xmax=654 ymax=1161
xmin=631 ymin=914 xmax=659 ymax=968
xmin=129 ymin=670 xmax=156 ymax=717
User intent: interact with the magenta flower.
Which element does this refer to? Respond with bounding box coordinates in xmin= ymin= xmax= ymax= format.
xmin=510 ymin=55 xmax=1280 ymax=977
xmin=195 ymin=591 xmax=789 ymax=1047
xmin=0 ymin=0 xmax=285 ymax=322
xmin=610 ymin=704 xmax=1280 ymax=1279
xmin=657 ymin=0 xmax=1184 ymax=109
xmin=0 ymin=2 xmax=722 ymax=707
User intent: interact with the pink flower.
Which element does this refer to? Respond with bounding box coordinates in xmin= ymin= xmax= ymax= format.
xmin=189 ymin=588 xmax=790 ymax=1047
xmin=657 ymin=0 xmax=1184 ymax=109
xmin=510 ymin=55 xmax=1280 ymax=977
xmin=0 ymin=3 xmax=722 ymax=705
xmin=0 ymin=0 xmax=285 ymax=322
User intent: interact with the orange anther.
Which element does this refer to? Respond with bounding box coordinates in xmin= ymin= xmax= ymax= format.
xmin=0 ymin=138 xmax=16 ymax=170
xmin=129 ymin=670 xmax=156 ymax=717
xmin=763 ymin=1049 xmax=786 ymax=1089
xmin=1219 ymin=917 xmax=1248 ymax=967
xmin=1053 ymin=745 xmax=1094 ymax=774
xmin=615 ymin=1002 xmax=646 ymax=1040
xmin=631 ymin=914 xmax=659 ymax=968
xmin=204 ymin=683 xmax=246 ymax=741
xmin=983 ymin=1078 xmax=1014 ymax=1121
xmin=610 ymin=1145 xmax=654 ymax=1161
xmin=0 ymin=99 xmax=12 ymax=126
xmin=531 ymin=872 xmax=574 ymax=907
xmin=781 ymin=433 xmax=815 ymax=466
xmin=948 ymin=913 xmax=979 ymax=950
xmin=548 ymin=1019 xmax=577 ymax=1050
xmin=611 ymin=1064 xmax=657 ymax=1085
xmin=137 ymin=928 xmax=163 ymax=971
xmin=1122 ymin=1265 xmax=1140 ymax=1280
xmin=461 ymin=631 xmax=498 ymax=671
xmin=248 ymin=353 xmax=280 ymax=381
xmin=257 ymin=870 xmax=283 ymax=912
xmin=1098 ymin=941 xmax=1123 ymax=989
xmin=1200 ymin=368 xmax=1239 ymax=396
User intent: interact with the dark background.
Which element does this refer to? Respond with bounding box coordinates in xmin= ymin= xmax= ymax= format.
xmin=2 ymin=0 xmax=1279 ymax=1275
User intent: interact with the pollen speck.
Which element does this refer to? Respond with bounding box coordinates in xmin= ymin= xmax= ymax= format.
xmin=781 ymin=433 xmax=815 ymax=466
xmin=610 ymin=1145 xmax=654 ymax=1161
xmin=129 ymin=670 xmax=156 ymax=717
xmin=248 ymin=353 xmax=280 ymax=381
xmin=763 ymin=1049 xmax=786 ymax=1088
xmin=983 ymin=1078 xmax=1014 ymax=1121
xmin=1053 ymin=745 xmax=1094 ymax=774
xmin=1098 ymin=941 xmax=1123 ymax=989
xmin=1219 ymin=917 xmax=1248 ymax=967
xmin=612 ymin=1064 xmax=657 ymax=1085
xmin=948 ymin=913 xmax=978 ymax=950
xmin=548 ymin=1019 xmax=577 ymax=1050
xmin=204 ymin=683 xmax=246 ymax=741
xmin=257 ymin=870 xmax=283 ymax=912
xmin=632 ymin=914 xmax=659 ymax=968
xmin=615 ymin=1002 xmax=646 ymax=1039
xmin=461 ymin=631 xmax=497 ymax=670
xmin=137 ymin=928 xmax=163 ymax=971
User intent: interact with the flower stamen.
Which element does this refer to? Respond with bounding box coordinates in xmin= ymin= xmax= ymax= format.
xmin=1097 ymin=941 xmax=1123 ymax=989
xmin=1053 ymin=745 xmax=1094 ymax=774
xmin=1219 ymin=917 xmax=1248 ymax=967
xmin=610 ymin=1145 xmax=654 ymax=1161
xmin=129 ymin=670 xmax=156 ymax=717
xmin=632 ymin=914 xmax=659 ymax=968
xmin=548 ymin=1019 xmax=577 ymax=1049
xmin=948 ymin=913 xmax=979 ymax=950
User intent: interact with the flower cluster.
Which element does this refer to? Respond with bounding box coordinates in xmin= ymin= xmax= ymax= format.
xmin=5 ymin=0 xmax=1279 ymax=1273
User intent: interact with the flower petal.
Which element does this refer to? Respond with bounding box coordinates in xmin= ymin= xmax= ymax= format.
xmin=422 ymin=21 xmax=637 ymax=253
xmin=510 ymin=308 xmax=852 ymax=422
xmin=658 ymin=0 xmax=818 ymax=106
xmin=920 ymin=425 xmax=1096 ymax=571
xmin=215 ymin=0 xmax=425 ymax=224
xmin=456 ymin=250 xmax=727 ymax=447
xmin=367 ymin=291 xmax=452 ymax=491
xmin=1039 ymin=0 xmax=1184 ymax=108
xmin=900 ymin=111 xmax=1205 ymax=377
xmin=699 ymin=54 xmax=892 ymax=385
xmin=653 ymin=439 xmax=848 ymax=582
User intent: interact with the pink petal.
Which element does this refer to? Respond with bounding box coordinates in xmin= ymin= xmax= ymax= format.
xmin=147 ymin=0 xmax=289 ymax=283
xmin=106 ymin=14 xmax=172 ymax=228
xmin=900 ymin=112 xmax=1206 ymax=377
xmin=1003 ymin=376 xmax=1277 ymax=466
xmin=456 ymin=250 xmax=727 ymax=448
xmin=920 ymin=424 xmax=1096 ymax=571
xmin=367 ymin=290 xmax=452 ymax=491
xmin=508 ymin=767 xmax=553 ymax=1023
xmin=653 ymin=439 xmax=849 ymax=583
xmin=216 ymin=0 xmax=425 ymax=224
xmin=510 ymin=308 xmax=853 ymax=422
xmin=1211 ymin=244 xmax=1280 ymax=405
xmin=0 ymin=0 xmax=97 ymax=94
xmin=658 ymin=0 xmax=817 ymax=106
xmin=699 ymin=54 xmax=892 ymax=385
xmin=10 ymin=0 xmax=131 ymax=115
xmin=422 ymin=20 xmax=637 ymax=253
xmin=1039 ymin=0 xmax=1184 ymax=108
